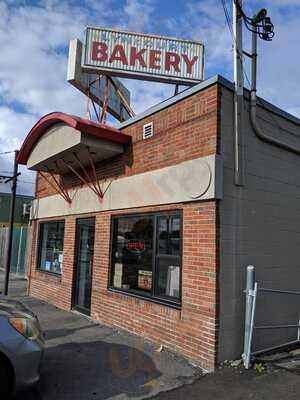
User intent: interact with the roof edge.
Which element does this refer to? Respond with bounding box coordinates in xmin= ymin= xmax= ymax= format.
xmin=17 ymin=112 xmax=131 ymax=165
xmin=0 ymin=192 xmax=34 ymax=199
xmin=118 ymin=74 xmax=300 ymax=129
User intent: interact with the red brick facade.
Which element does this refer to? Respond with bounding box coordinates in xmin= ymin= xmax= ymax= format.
xmin=27 ymin=83 xmax=220 ymax=370
xmin=36 ymin=85 xmax=219 ymax=198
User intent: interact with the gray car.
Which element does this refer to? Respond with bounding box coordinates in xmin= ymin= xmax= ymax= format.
xmin=0 ymin=297 xmax=44 ymax=397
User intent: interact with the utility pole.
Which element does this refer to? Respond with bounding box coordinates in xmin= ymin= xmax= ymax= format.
xmin=3 ymin=150 xmax=19 ymax=296
xmin=233 ymin=0 xmax=244 ymax=186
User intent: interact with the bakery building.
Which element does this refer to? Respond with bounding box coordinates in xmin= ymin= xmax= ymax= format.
xmin=17 ymin=75 xmax=300 ymax=371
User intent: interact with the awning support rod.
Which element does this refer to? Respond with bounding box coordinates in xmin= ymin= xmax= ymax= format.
xmin=60 ymin=160 xmax=100 ymax=197
xmin=59 ymin=155 xmax=105 ymax=202
xmin=87 ymin=152 xmax=103 ymax=196
xmin=72 ymin=152 xmax=104 ymax=199
xmin=108 ymin=76 xmax=135 ymax=118
xmin=38 ymin=171 xmax=72 ymax=204
xmin=100 ymin=77 xmax=109 ymax=123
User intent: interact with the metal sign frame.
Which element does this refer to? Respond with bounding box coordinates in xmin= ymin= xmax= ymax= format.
xmin=67 ymin=39 xmax=132 ymax=122
xmin=82 ymin=26 xmax=205 ymax=86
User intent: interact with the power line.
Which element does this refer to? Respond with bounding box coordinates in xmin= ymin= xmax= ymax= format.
xmin=222 ymin=9 xmax=278 ymax=131
xmin=0 ymin=179 xmax=35 ymax=185
xmin=220 ymin=0 xmax=252 ymax=88
xmin=234 ymin=0 xmax=274 ymax=40
xmin=19 ymin=180 xmax=35 ymax=185
xmin=221 ymin=0 xmax=233 ymax=36
xmin=0 ymin=151 xmax=15 ymax=156
xmin=221 ymin=1 xmax=276 ymax=99
xmin=220 ymin=2 xmax=283 ymax=148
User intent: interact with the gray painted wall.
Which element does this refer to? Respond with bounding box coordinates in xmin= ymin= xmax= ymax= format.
xmin=218 ymin=86 xmax=300 ymax=361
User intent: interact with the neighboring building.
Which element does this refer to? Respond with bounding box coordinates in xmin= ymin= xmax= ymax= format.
xmin=0 ymin=193 xmax=32 ymax=227
xmin=0 ymin=193 xmax=33 ymax=275
xmin=17 ymin=75 xmax=300 ymax=370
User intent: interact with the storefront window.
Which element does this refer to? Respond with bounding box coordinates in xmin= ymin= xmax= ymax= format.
xmin=111 ymin=212 xmax=181 ymax=305
xmin=37 ymin=221 xmax=65 ymax=274
xmin=156 ymin=215 xmax=181 ymax=299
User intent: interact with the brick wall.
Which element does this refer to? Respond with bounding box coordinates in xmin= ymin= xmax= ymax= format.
xmin=28 ymin=201 xmax=218 ymax=370
xmin=36 ymin=84 xmax=219 ymax=198
xmin=91 ymin=202 xmax=218 ymax=370
xmin=28 ymin=83 xmax=221 ymax=370
xmin=28 ymin=216 xmax=76 ymax=310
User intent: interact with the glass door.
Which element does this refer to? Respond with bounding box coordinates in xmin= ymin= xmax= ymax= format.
xmin=73 ymin=218 xmax=95 ymax=315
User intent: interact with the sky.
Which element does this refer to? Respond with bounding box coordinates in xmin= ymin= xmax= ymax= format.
xmin=0 ymin=0 xmax=299 ymax=196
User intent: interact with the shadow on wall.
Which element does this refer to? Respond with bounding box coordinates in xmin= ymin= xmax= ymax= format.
xmin=63 ymin=145 xmax=134 ymax=191
xmin=16 ymin=340 xmax=161 ymax=400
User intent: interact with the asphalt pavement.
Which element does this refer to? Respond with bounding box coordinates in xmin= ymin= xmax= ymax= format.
xmin=2 ymin=271 xmax=300 ymax=400
xmin=0 ymin=271 xmax=201 ymax=400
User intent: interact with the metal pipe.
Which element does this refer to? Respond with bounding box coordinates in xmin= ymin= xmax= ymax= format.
xmin=16 ymin=226 xmax=23 ymax=275
xmin=252 ymin=339 xmax=300 ymax=356
xmin=250 ymin=26 xmax=300 ymax=155
xmin=245 ymin=281 xmax=257 ymax=369
xmin=254 ymin=324 xmax=300 ymax=330
xmin=258 ymin=288 xmax=300 ymax=296
xmin=233 ymin=0 xmax=244 ymax=186
xmin=243 ymin=265 xmax=255 ymax=365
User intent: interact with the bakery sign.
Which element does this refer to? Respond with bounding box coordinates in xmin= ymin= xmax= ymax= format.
xmin=82 ymin=27 xmax=204 ymax=85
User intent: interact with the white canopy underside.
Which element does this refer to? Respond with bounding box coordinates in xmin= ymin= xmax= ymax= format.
xmin=27 ymin=123 xmax=124 ymax=174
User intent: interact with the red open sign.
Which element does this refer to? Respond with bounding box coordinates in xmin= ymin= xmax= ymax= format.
xmin=127 ymin=240 xmax=145 ymax=252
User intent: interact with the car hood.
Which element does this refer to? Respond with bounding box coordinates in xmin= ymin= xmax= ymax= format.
xmin=0 ymin=297 xmax=36 ymax=319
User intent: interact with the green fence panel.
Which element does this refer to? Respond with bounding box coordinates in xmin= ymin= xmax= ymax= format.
xmin=10 ymin=226 xmax=28 ymax=275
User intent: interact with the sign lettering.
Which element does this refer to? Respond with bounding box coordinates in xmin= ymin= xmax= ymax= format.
xmin=91 ymin=42 xmax=198 ymax=74
xmin=83 ymin=27 xmax=204 ymax=85
xmin=127 ymin=240 xmax=145 ymax=253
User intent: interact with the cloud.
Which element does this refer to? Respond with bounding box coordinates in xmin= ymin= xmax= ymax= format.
xmin=164 ymin=0 xmax=233 ymax=77
xmin=0 ymin=0 xmax=299 ymax=197
xmin=180 ymin=0 xmax=300 ymax=118
xmin=122 ymin=79 xmax=173 ymax=114
xmin=0 ymin=107 xmax=36 ymax=150
xmin=0 ymin=1 xmax=93 ymax=116
xmin=124 ymin=0 xmax=156 ymax=32
xmin=266 ymin=0 xmax=300 ymax=5
xmin=240 ymin=1 xmax=300 ymax=116
xmin=0 ymin=165 xmax=36 ymax=197
xmin=0 ymin=0 xmax=108 ymax=194
xmin=0 ymin=0 xmax=163 ymax=195
xmin=0 ymin=107 xmax=37 ymax=195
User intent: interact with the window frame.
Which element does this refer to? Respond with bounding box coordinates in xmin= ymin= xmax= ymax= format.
xmin=36 ymin=219 xmax=65 ymax=276
xmin=109 ymin=210 xmax=182 ymax=308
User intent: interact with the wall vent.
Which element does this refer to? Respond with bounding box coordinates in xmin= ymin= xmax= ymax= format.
xmin=143 ymin=122 xmax=153 ymax=139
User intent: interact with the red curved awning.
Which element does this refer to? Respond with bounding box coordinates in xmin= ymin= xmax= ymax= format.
xmin=17 ymin=111 xmax=131 ymax=165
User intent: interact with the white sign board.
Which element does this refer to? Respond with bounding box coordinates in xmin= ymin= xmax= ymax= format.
xmin=82 ymin=27 xmax=204 ymax=85
xmin=67 ymin=39 xmax=131 ymax=121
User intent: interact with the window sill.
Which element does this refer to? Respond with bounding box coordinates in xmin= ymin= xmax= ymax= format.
xmin=108 ymin=287 xmax=181 ymax=310
xmin=36 ymin=269 xmax=62 ymax=278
